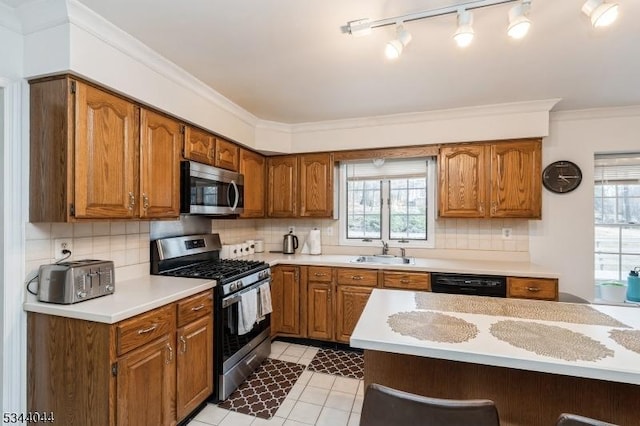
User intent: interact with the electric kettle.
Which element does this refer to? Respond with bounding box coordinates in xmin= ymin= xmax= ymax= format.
xmin=283 ymin=231 xmax=299 ymax=254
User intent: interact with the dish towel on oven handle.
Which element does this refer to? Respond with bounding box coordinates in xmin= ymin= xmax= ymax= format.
xmin=258 ymin=282 xmax=273 ymax=319
xmin=238 ymin=288 xmax=258 ymax=335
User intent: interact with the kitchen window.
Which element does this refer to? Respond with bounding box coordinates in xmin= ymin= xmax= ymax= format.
xmin=339 ymin=157 xmax=436 ymax=248
xmin=594 ymin=153 xmax=640 ymax=282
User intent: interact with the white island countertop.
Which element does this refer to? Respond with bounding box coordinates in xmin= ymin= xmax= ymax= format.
xmin=23 ymin=275 xmax=214 ymax=324
xmin=351 ymin=289 xmax=640 ymax=385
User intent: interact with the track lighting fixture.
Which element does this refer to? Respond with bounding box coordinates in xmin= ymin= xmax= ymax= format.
xmin=453 ymin=8 xmax=475 ymax=48
xmin=507 ymin=0 xmax=532 ymax=40
xmin=345 ymin=0 xmax=620 ymax=59
xmin=582 ymin=0 xmax=619 ymax=28
xmin=385 ymin=24 xmax=412 ymax=60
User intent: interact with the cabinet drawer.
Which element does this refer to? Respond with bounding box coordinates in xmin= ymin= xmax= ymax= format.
xmin=117 ymin=304 xmax=175 ymax=356
xmin=177 ymin=290 xmax=214 ymax=327
xmin=383 ymin=271 xmax=430 ymax=291
xmin=308 ymin=266 xmax=333 ymax=282
xmin=508 ymin=277 xmax=558 ymax=300
xmin=337 ymin=268 xmax=378 ymax=287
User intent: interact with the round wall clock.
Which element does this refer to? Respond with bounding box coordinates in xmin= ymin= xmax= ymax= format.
xmin=542 ymin=161 xmax=582 ymax=193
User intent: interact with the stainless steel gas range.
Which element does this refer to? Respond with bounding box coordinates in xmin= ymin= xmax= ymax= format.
xmin=151 ymin=233 xmax=271 ymax=401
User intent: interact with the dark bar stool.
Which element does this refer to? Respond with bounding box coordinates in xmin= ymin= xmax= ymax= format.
xmin=556 ymin=413 xmax=618 ymax=426
xmin=359 ymin=383 xmax=500 ymax=426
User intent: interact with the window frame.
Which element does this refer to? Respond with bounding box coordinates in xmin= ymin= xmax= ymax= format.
xmin=338 ymin=158 xmax=436 ymax=249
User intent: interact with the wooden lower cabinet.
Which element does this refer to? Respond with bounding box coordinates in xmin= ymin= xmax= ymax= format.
xmin=27 ymin=290 xmax=214 ymax=426
xmin=335 ymin=285 xmax=374 ymax=343
xmin=271 ymin=266 xmax=303 ymax=336
xmin=382 ymin=271 xmax=430 ymax=291
xmin=507 ymin=276 xmax=558 ymax=300
xmin=307 ymin=282 xmax=333 ymax=340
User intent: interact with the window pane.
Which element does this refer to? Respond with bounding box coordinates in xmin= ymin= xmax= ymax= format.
xmin=622 ymin=254 xmax=640 ymax=277
xmin=389 ymin=178 xmax=427 ymax=240
xmin=595 ymin=253 xmax=620 ymax=281
xmin=602 ymin=185 xmax=616 ymax=197
xmin=618 ymin=197 xmax=640 ymax=224
xmin=595 ymin=226 xmax=619 ymax=253
xmin=621 ymin=227 xmax=640 ymax=253
xmin=601 ymin=199 xmax=617 ymax=223
xmin=346 ymin=179 xmax=381 ymax=239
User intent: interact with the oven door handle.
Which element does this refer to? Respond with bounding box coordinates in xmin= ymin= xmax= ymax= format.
xmin=222 ymin=277 xmax=271 ymax=308
xmin=228 ymin=180 xmax=239 ymax=212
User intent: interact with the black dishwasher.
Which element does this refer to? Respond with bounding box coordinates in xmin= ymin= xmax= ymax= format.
xmin=431 ymin=272 xmax=506 ymax=297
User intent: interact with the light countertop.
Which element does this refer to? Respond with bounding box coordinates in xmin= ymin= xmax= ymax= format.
xmin=23 ymin=275 xmax=214 ymax=324
xmin=350 ymin=289 xmax=640 ymax=385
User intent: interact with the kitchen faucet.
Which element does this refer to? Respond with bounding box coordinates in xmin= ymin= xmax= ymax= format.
xmin=381 ymin=241 xmax=389 ymax=255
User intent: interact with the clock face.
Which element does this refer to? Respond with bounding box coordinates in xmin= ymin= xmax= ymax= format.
xmin=542 ymin=161 xmax=582 ymax=194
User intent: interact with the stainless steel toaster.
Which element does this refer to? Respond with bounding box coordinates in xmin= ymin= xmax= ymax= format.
xmin=38 ymin=260 xmax=115 ymax=304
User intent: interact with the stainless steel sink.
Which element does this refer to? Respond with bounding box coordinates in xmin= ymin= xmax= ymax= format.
xmin=351 ymin=255 xmax=415 ymax=265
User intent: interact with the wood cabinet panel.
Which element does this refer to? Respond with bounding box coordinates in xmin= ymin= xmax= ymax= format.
xmin=177 ymin=314 xmax=214 ymax=420
xmin=268 ymin=156 xmax=298 ymax=217
xmin=239 ymin=148 xmax=266 ymax=218
xmin=117 ymin=304 xmax=175 ymax=356
xmin=177 ymin=290 xmax=213 ymax=328
xmin=438 ymin=145 xmax=486 ymax=218
xmin=383 ymin=271 xmax=431 ymax=291
xmin=271 ymin=266 xmax=301 ymax=335
xmin=117 ymin=334 xmax=176 ymax=426
xmin=336 ymin=268 xmax=378 ymax=287
xmin=139 ymin=109 xmax=182 ymax=219
xmin=307 ymin=282 xmax=333 ymax=340
xmin=184 ymin=125 xmax=215 ymax=165
xmin=490 ymin=141 xmax=541 ymax=218
xmin=336 ymin=285 xmax=373 ymax=343
xmin=214 ymin=138 xmax=239 ymax=171
xmin=299 ymin=153 xmax=333 ymax=217
xmin=508 ymin=277 xmax=558 ymax=300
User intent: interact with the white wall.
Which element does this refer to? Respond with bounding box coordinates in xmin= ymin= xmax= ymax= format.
xmin=530 ymin=107 xmax=640 ymax=300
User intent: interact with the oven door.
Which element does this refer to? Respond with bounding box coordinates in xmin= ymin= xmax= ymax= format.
xmin=181 ymin=161 xmax=245 ymax=215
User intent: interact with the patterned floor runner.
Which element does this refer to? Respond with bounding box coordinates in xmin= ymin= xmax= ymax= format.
xmin=307 ymin=348 xmax=364 ymax=380
xmin=218 ymin=358 xmax=305 ymax=419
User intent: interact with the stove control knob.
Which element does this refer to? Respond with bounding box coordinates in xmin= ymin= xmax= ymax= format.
xmin=230 ymin=282 xmax=238 ymax=292
xmin=77 ymin=291 xmax=87 ymax=299
xmin=235 ymin=280 xmax=243 ymax=290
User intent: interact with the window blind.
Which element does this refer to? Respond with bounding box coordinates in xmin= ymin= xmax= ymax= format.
xmin=344 ymin=158 xmax=431 ymax=180
xmin=595 ymin=153 xmax=640 ymax=182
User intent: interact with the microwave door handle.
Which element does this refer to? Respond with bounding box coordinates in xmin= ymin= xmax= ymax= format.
xmin=230 ymin=180 xmax=239 ymax=211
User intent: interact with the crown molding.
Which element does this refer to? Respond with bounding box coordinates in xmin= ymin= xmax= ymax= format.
xmin=61 ymin=0 xmax=258 ymax=128
xmin=285 ymin=99 xmax=561 ymax=134
xmin=0 ymin=1 xmax=22 ymax=33
xmin=551 ymin=105 xmax=640 ymax=122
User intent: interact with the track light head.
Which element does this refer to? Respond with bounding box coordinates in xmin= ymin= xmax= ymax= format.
xmin=582 ymin=0 xmax=619 ymax=28
xmin=385 ymin=24 xmax=412 ymax=60
xmin=507 ymin=0 xmax=532 ymax=40
xmin=454 ymin=9 xmax=475 ymax=48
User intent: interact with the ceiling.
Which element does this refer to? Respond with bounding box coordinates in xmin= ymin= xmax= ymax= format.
xmin=31 ymin=1 xmax=640 ymax=123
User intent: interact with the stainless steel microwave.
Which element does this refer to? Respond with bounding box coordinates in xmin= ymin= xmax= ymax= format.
xmin=180 ymin=161 xmax=244 ymax=215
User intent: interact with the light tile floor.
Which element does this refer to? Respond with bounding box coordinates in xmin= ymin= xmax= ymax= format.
xmin=188 ymin=341 xmax=363 ymax=426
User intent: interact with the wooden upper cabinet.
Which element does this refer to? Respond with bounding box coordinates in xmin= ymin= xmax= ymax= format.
xmin=438 ymin=145 xmax=486 ymax=218
xmin=439 ymin=139 xmax=542 ymax=219
xmin=214 ymin=138 xmax=240 ymax=171
xmin=490 ymin=141 xmax=541 ymax=218
xmin=183 ymin=125 xmax=215 ymax=165
xmin=139 ymin=109 xmax=182 ymax=219
xmin=299 ymin=153 xmax=334 ymax=217
xmin=268 ymin=156 xmax=298 ymax=217
xmin=239 ymin=148 xmax=266 ymax=218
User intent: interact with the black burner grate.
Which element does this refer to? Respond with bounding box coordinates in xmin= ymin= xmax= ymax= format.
xmin=164 ymin=259 xmax=266 ymax=281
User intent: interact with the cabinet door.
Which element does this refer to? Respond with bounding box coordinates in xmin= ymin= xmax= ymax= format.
xmin=438 ymin=145 xmax=487 ymax=218
xmin=239 ymin=148 xmax=266 ymax=218
xmin=214 ymin=138 xmax=239 ymax=171
xmin=299 ymin=153 xmax=333 ymax=217
xmin=268 ymin=156 xmax=298 ymax=217
xmin=177 ymin=315 xmax=214 ymax=420
xmin=117 ymin=334 xmax=176 ymax=426
xmin=335 ymin=285 xmax=373 ymax=343
xmin=184 ymin=125 xmax=215 ymax=165
xmin=507 ymin=277 xmax=558 ymax=300
xmin=139 ymin=109 xmax=182 ymax=219
xmin=74 ymin=82 xmax=139 ymax=219
xmin=490 ymin=140 xmax=541 ymax=218
xmin=383 ymin=271 xmax=431 ymax=291
xmin=307 ymin=282 xmax=333 ymax=340
xmin=271 ymin=266 xmax=300 ymax=335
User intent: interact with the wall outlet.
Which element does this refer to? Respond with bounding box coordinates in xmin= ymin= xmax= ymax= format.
xmin=501 ymin=228 xmax=513 ymax=240
xmin=53 ymin=238 xmax=73 ymax=260
xmin=325 ymin=226 xmax=333 ymax=236
xmin=288 ymin=226 xmax=295 ymax=234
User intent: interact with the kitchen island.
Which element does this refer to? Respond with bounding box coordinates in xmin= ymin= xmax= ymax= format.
xmin=351 ymin=289 xmax=640 ymax=426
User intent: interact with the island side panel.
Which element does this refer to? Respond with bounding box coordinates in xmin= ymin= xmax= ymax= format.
xmin=364 ymin=350 xmax=639 ymax=426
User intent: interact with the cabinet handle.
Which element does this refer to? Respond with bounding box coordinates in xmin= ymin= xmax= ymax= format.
xmin=166 ymin=343 xmax=173 ymax=364
xmin=400 ymin=279 xmax=410 ymax=284
xmin=527 ymin=287 xmax=541 ymax=292
xmin=191 ymin=304 xmax=205 ymax=311
xmin=351 ymin=275 xmax=364 ymax=280
xmin=128 ymin=192 xmax=135 ymax=210
xmin=142 ymin=193 xmax=150 ymax=210
xmin=180 ymin=336 xmax=187 ymax=353
xmin=137 ymin=324 xmax=158 ymax=334
xmin=314 ymin=272 xmax=327 ymax=277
